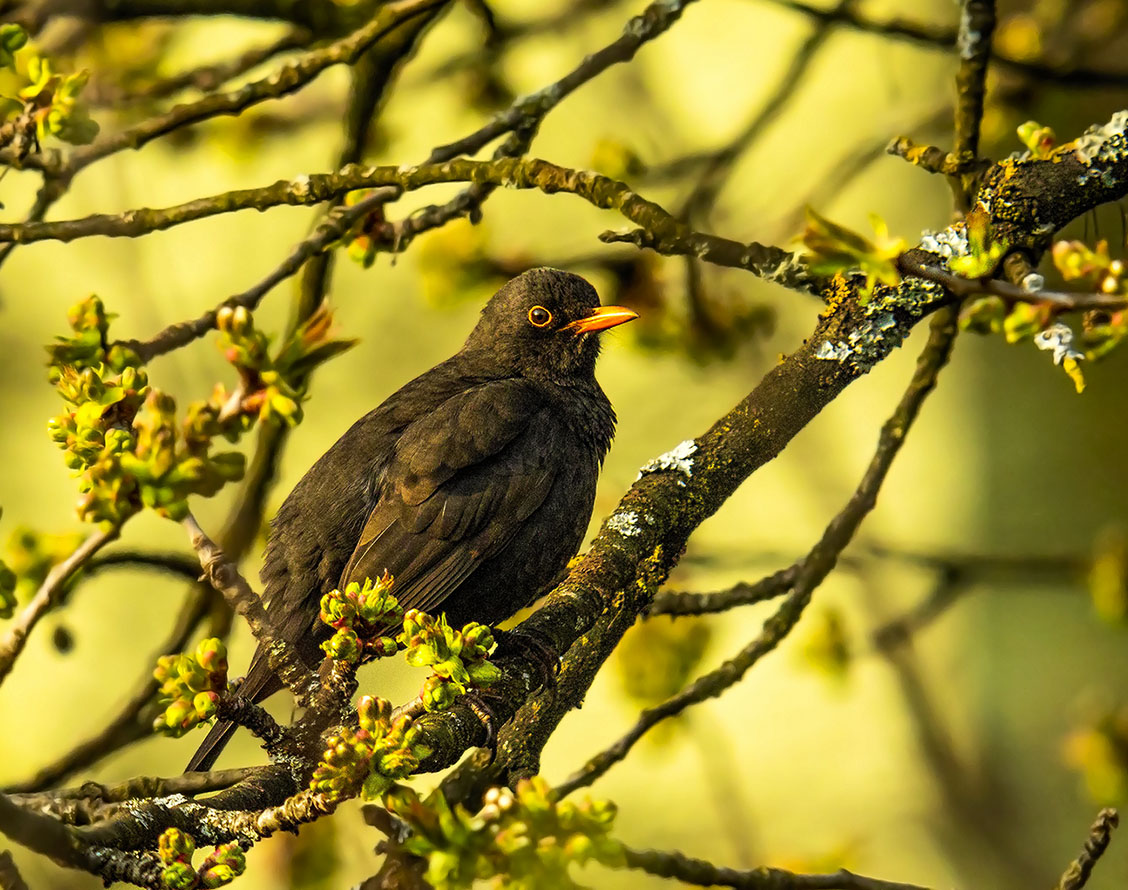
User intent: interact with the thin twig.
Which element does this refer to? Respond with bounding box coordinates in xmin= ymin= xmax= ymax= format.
xmin=12 ymin=0 xmax=447 ymax=177
xmin=120 ymin=187 xmax=398 ymax=362
xmin=950 ymin=0 xmax=996 ymax=211
xmin=90 ymin=28 xmax=311 ymax=107
xmin=424 ymin=0 xmax=698 ymax=166
xmin=0 ymin=157 xmax=804 ymax=291
xmin=183 ymin=513 xmax=315 ymax=704
xmin=84 ymin=550 xmax=201 ymax=581
xmin=294 ymin=0 xmax=700 ymax=256
xmin=758 ymin=0 xmax=1128 ymax=88
xmin=7 ymin=767 xmax=259 ymax=826
xmin=647 ymin=564 xmax=798 ymax=617
xmin=899 ymin=256 xmax=1128 ymax=314
xmin=1056 ymin=808 xmax=1119 ymax=890
xmin=621 ymin=846 xmax=935 ymax=890
xmin=0 ymin=526 xmax=119 ymax=688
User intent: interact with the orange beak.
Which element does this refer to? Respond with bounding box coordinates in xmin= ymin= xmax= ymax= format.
xmin=564 ymin=305 xmax=639 ymax=335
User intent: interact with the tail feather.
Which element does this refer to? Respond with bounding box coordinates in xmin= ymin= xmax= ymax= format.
xmin=185 ymin=719 xmax=238 ymax=773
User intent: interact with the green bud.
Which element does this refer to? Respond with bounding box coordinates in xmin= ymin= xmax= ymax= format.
xmin=321 ymin=627 xmax=360 ymax=663
xmin=158 ymin=828 xmax=196 ymax=864
xmin=422 ymin=674 xmax=458 ymax=712
xmin=357 ymin=695 xmax=391 ymax=733
xmin=104 ymin=427 xmax=135 ymax=452
xmin=209 ymin=452 xmax=245 ymax=482
xmin=466 ymin=660 xmax=501 ymax=687
xmin=198 ymin=843 xmax=245 ymax=888
xmin=160 ymin=861 xmax=197 ymax=890
xmin=195 ymin=638 xmax=227 ymax=674
xmin=193 ymin=691 xmax=219 ymax=720
xmin=162 ymin=698 xmax=196 ymax=735
xmin=461 ymin=622 xmax=495 ymax=659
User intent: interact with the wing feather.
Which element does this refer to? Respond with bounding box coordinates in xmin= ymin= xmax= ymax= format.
xmin=339 ymin=380 xmax=562 ymax=619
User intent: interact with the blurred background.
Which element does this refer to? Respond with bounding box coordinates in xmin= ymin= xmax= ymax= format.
xmin=2 ymin=0 xmax=1128 ymax=886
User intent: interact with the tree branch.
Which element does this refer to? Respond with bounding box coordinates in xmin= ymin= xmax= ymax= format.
xmin=647 ymin=564 xmax=798 ymax=617
xmin=622 ymin=845 xmax=935 ymax=890
xmin=183 ymin=513 xmax=315 ymax=704
xmin=0 ymin=526 xmax=119 ymax=688
xmin=760 ymin=0 xmax=1128 ymax=88
xmin=556 ymin=308 xmax=957 ymax=796
xmin=1056 ymin=808 xmax=1119 ymax=890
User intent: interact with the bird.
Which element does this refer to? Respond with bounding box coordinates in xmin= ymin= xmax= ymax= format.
xmin=186 ymin=267 xmax=637 ymax=772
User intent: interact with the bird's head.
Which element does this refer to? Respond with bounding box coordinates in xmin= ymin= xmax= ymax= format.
xmin=463 ymin=267 xmax=638 ymax=382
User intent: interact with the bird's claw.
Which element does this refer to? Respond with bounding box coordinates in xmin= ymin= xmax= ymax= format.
xmin=493 ymin=628 xmax=561 ymax=692
xmin=462 ymin=690 xmax=509 ymax=750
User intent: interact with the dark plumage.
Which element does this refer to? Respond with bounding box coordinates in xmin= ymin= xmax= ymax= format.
xmin=186 ymin=268 xmax=636 ymax=772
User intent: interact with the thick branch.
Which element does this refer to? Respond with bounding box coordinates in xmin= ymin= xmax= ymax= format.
xmin=557 ymin=309 xmax=957 ymax=795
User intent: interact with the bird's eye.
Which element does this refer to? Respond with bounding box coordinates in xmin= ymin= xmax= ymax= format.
xmin=528 ymin=306 xmax=553 ymax=327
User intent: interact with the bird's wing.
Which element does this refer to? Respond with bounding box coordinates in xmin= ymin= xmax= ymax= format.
xmin=340 ymin=379 xmax=560 ymax=617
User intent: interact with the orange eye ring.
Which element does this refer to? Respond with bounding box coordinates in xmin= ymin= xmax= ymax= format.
xmin=528 ymin=306 xmax=553 ymax=327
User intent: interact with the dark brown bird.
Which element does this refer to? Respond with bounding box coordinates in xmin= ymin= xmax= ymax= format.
xmin=187 ymin=268 xmax=636 ymax=771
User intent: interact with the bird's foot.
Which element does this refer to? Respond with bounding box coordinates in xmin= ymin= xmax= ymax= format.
xmin=461 ymin=689 xmax=510 ymax=750
xmin=492 ymin=628 xmax=560 ymax=692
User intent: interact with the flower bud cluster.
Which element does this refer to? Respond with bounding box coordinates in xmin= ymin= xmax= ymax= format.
xmin=386 ymin=776 xmax=623 ymax=890
xmin=318 ymin=572 xmax=403 ymax=664
xmin=214 ymin=302 xmax=355 ymax=428
xmin=12 ymin=52 xmax=99 ymax=147
xmin=47 ymin=297 xmax=247 ymax=524
xmin=309 ymin=695 xmax=431 ymax=802
xmin=400 ymin=611 xmax=500 ymax=712
xmin=152 ymin=638 xmax=229 ymax=737
xmin=157 ymin=829 xmax=246 ymax=889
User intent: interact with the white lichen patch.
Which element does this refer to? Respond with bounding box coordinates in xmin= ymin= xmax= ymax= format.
xmin=760 ymin=251 xmax=813 ymax=290
xmin=957 ymin=6 xmax=982 ymax=60
xmin=291 ymin=174 xmax=311 ymax=198
xmin=816 ymin=340 xmax=852 ymax=361
xmin=637 ymin=439 xmax=697 ymax=483
xmin=814 ymin=277 xmax=946 ymax=372
xmin=607 ymin=510 xmax=642 ymax=538
xmin=1034 ymin=322 xmax=1084 ymax=366
xmin=1022 ymin=272 xmax=1045 ymax=293
xmin=1074 ymin=110 xmax=1128 ymax=169
xmin=919 ymin=226 xmax=970 ymax=261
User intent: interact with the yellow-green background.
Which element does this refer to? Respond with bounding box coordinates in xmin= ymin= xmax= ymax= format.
xmin=2 ymin=0 xmax=1128 ymax=886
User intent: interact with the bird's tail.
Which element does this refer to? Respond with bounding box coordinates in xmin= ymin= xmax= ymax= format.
xmin=185 ymin=643 xmax=284 ymax=772
xmin=185 ymin=719 xmax=237 ymax=773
